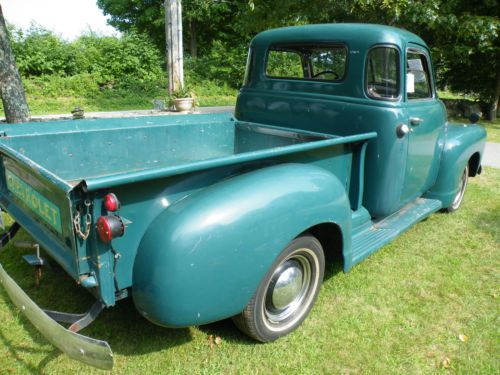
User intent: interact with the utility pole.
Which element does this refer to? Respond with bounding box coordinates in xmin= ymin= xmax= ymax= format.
xmin=0 ymin=3 xmax=30 ymax=123
xmin=165 ymin=0 xmax=184 ymax=95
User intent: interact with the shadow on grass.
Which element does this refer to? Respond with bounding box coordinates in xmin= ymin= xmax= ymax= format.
xmin=1 ymin=245 xmax=192 ymax=371
xmin=472 ymin=208 xmax=499 ymax=243
xmin=0 ymin=327 xmax=60 ymax=374
xmin=197 ymin=259 xmax=344 ymax=345
xmin=89 ymin=298 xmax=192 ymax=357
xmin=198 ymin=319 xmax=254 ymax=345
xmin=1 ymin=284 xmax=193 ymax=358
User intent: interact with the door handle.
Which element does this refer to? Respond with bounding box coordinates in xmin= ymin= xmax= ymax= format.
xmin=409 ymin=117 xmax=424 ymax=126
xmin=396 ymin=123 xmax=410 ymax=138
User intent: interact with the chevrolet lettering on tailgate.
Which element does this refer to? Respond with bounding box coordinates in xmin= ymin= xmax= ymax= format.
xmin=5 ymin=170 xmax=62 ymax=233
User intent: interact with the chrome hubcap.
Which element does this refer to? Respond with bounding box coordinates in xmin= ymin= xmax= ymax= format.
xmin=265 ymin=254 xmax=311 ymax=323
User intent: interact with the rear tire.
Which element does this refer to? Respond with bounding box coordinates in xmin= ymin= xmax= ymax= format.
xmin=233 ymin=235 xmax=325 ymax=342
xmin=446 ymin=165 xmax=468 ymax=213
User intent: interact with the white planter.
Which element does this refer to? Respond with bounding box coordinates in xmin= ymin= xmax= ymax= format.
xmin=173 ymin=97 xmax=194 ymax=112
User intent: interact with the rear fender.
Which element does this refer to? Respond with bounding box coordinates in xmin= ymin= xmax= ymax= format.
xmin=132 ymin=163 xmax=350 ymax=327
xmin=425 ymin=123 xmax=486 ymax=207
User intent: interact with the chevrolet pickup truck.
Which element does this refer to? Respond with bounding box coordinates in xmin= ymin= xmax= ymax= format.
xmin=0 ymin=24 xmax=486 ymax=369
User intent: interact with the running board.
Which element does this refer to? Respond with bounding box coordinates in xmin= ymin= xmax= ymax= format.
xmin=351 ymin=198 xmax=442 ymax=266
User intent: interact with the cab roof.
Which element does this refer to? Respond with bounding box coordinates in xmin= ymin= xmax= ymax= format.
xmin=251 ymin=23 xmax=427 ymax=49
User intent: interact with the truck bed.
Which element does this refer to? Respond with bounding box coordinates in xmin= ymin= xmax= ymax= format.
xmin=0 ymin=112 xmax=376 ymax=306
xmin=0 ymin=113 xmax=333 ymax=187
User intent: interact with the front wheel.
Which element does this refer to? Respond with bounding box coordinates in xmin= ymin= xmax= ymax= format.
xmin=233 ymin=235 xmax=325 ymax=342
xmin=446 ymin=165 xmax=469 ymax=212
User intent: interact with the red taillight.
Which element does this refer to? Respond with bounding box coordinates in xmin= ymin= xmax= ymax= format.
xmin=96 ymin=215 xmax=125 ymax=243
xmin=104 ymin=193 xmax=120 ymax=212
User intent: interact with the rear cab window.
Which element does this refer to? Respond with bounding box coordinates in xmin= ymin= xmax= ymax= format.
xmin=266 ymin=44 xmax=347 ymax=82
xmin=365 ymin=46 xmax=400 ymax=100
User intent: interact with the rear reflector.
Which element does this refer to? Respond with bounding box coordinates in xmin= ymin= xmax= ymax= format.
xmin=96 ymin=216 xmax=125 ymax=243
xmin=103 ymin=193 xmax=120 ymax=212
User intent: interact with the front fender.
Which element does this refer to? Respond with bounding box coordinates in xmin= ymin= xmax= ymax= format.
xmin=132 ymin=163 xmax=350 ymax=327
xmin=425 ymin=123 xmax=486 ymax=207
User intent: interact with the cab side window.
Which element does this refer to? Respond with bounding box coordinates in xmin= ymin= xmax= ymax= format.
xmin=406 ymin=50 xmax=432 ymax=99
xmin=366 ymin=47 xmax=400 ymax=100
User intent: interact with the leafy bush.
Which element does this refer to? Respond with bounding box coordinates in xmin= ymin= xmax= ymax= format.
xmin=10 ymin=25 xmax=78 ymax=76
xmin=4 ymin=24 xmax=238 ymax=114
xmin=10 ymin=25 xmax=165 ymax=90
xmin=71 ymin=32 xmax=165 ymax=89
xmin=185 ymin=40 xmax=248 ymax=88
xmin=23 ymin=74 xmax=101 ymax=98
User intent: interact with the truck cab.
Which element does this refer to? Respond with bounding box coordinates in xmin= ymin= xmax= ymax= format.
xmin=236 ymin=23 xmax=485 ymax=217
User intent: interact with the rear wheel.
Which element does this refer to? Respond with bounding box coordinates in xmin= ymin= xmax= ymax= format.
xmin=233 ymin=235 xmax=324 ymax=342
xmin=446 ymin=165 xmax=469 ymax=212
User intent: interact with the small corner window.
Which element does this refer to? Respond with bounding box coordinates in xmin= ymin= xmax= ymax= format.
xmin=406 ymin=50 xmax=432 ymax=99
xmin=366 ymin=47 xmax=400 ymax=100
xmin=266 ymin=44 xmax=347 ymax=81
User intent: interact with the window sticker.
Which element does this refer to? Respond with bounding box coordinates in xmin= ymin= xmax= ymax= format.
xmin=406 ymin=73 xmax=415 ymax=93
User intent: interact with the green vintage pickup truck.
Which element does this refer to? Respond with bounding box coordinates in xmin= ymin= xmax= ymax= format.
xmin=0 ymin=24 xmax=486 ymax=369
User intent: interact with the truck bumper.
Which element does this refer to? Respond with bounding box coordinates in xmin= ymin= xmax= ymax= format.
xmin=0 ymin=264 xmax=113 ymax=370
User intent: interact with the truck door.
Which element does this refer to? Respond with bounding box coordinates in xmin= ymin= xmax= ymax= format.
xmin=401 ymin=44 xmax=444 ymax=203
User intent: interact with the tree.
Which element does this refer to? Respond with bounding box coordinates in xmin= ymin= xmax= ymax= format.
xmin=239 ymin=0 xmax=499 ymax=119
xmin=96 ymin=0 xmax=242 ymax=55
xmin=0 ymin=3 xmax=29 ymax=123
xmin=97 ymin=0 xmax=499 ymax=116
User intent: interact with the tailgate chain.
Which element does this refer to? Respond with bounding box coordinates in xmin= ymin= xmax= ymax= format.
xmin=74 ymin=200 xmax=92 ymax=240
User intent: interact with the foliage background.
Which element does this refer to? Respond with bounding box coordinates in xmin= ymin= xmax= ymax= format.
xmin=96 ymin=0 xmax=500 ymax=116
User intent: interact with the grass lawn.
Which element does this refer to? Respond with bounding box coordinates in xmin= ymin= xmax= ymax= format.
xmin=0 ymin=168 xmax=498 ymax=374
xmin=480 ymin=119 xmax=500 ymax=143
xmin=25 ymin=91 xmax=237 ymax=116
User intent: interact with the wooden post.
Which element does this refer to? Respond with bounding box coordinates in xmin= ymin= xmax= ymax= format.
xmin=165 ymin=0 xmax=184 ymax=95
xmin=0 ymin=4 xmax=30 ymax=123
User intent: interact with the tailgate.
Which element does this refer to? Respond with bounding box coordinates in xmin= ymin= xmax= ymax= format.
xmin=0 ymin=143 xmax=80 ymax=278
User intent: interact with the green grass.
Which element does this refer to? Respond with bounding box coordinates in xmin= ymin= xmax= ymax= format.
xmin=437 ymin=90 xmax=476 ymax=101
xmin=0 ymin=168 xmax=499 ymax=374
xmin=480 ymin=119 xmax=500 ymax=143
xmin=1 ymin=76 xmax=238 ymax=117
xmin=25 ymin=87 xmax=237 ymax=116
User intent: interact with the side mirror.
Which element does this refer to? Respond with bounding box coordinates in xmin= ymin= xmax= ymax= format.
xmin=469 ymin=112 xmax=481 ymax=123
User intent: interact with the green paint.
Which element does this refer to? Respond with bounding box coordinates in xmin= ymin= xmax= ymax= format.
xmin=5 ymin=170 xmax=62 ymax=233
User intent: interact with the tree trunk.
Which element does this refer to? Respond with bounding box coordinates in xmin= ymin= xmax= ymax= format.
xmin=0 ymin=4 xmax=29 ymax=123
xmin=190 ymin=20 xmax=197 ymax=58
xmin=488 ymin=72 xmax=500 ymax=121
